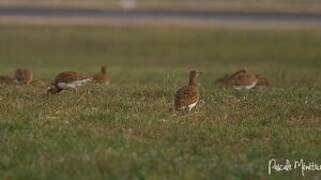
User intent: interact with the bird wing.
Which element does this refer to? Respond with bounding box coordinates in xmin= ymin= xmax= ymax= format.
xmin=175 ymin=85 xmax=199 ymax=108
xmin=55 ymin=72 xmax=82 ymax=84
xmin=230 ymin=72 xmax=257 ymax=86
xmin=255 ymin=74 xmax=271 ymax=86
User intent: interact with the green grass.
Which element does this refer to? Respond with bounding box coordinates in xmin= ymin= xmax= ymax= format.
xmin=2 ymin=0 xmax=321 ymax=14
xmin=0 ymin=25 xmax=321 ymax=180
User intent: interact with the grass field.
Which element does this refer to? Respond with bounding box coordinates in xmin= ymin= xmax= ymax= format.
xmin=1 ymin=0 xmax=321 ymax=14
xmin=0 ymin=25 xmax=321 ymax=179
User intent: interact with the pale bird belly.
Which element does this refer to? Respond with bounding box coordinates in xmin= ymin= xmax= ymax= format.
xmin=232 ymin=86 xmax=244 ymax=90
xmin=188 ymin=101 xmax=198 ymax=109
xmin=233 ymin=80 xmax=258 ymax=90
xmin=58 ymin=79 xmax=91 ymax=89
xmin=245 ymin=81 xmax=257 ymax=89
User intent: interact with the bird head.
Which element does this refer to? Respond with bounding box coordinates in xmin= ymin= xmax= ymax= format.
xmin=190 ymin=70 xmax=202 ymax=78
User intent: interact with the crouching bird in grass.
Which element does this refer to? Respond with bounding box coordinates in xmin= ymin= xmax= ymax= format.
xmin=47 ymin=72 xmax=92 ymax=94
xmin=174 ymin=70 xmax=202 ymax=113
xmin=216 ymin=68 xmax=258 ymax=90
xmin=92 ymin=65 xmax=111 ymax=85
xmin=14 ymin=68 xmax=33 ymax=85
xmin=228 ymin=68 xmax=258 ymax=90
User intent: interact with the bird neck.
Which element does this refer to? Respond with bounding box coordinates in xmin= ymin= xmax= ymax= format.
xmin=101 ymin=66 xmax=107 ymax=75
xmin=189 ymin=76 xmax=197 ymax=86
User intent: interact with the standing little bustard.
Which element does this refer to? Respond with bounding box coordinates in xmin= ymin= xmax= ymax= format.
xmin=92 ymin=65 xmax=111 ymax=85
xmin=175 ymin=70 xmax=202 ymax=112
xmin=47 ymin=72 xmax=92 ymax=94
xmin=14 ymin=68 xmax=33 ymax=85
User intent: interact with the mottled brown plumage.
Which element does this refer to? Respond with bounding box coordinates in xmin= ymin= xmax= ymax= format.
xmin=228 ymin=69 xmax=258 ymax=90
xmin=254 ymin=74 xmax=271 ymax=90
xmin=93 ymin=65 xmax=111 ymax=85
xmin=216 ymin=69 xmax=258 ymax=90
xmin=175 ymin=70 xmax=201 ymax=112
xmin=14 ymin=68 xmax=33 ymax=85
xmin=47 ymin=72 xmax=92 ymax=94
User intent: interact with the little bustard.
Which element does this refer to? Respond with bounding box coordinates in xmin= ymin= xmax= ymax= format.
xmin=47 ymin=71 xmax=92 ymax=94
xmin=175 ymin=70 xmax=202 ymax=112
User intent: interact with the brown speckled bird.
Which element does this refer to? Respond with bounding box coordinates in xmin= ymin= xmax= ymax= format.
xmin=93 ymin=65 xmax=111 ymax=85
xmin=216 ymin=68 xmax=258 ymax=90
xmin=47 ymin=72 xmax=92 ymax=94
xmin=228 ymin=68 xmax=258 ymax=90
xmin=175 ymin=70 xmax=202 ymax=112
xmin=14 ymin=68 xmax=33 ymax=85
